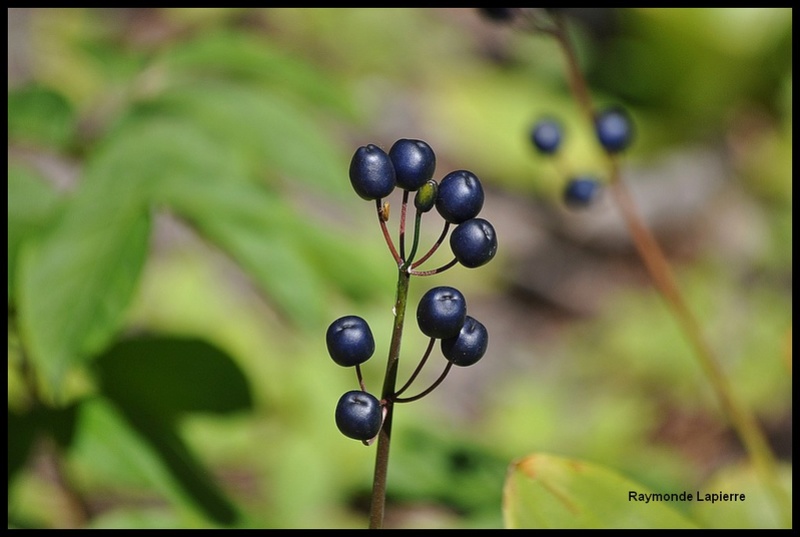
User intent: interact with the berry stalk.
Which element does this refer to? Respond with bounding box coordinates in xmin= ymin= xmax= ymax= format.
xmin=376 ymin=199 xmax=401 ymax=265
xmin=411 ymin=221 xmax=449 ymax=269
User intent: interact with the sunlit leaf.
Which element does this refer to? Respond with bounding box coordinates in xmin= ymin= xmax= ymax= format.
xmin=17 ymin=208 xmax=150 ymax=399
xmin=15 ymin=116 xmax=234 ymax=397
xmin=503 ymin=453 xmax=699 ymax=529
xmin=158 ymin=176 xmax=329 ymax=329
xmin=7 ymin=164 xmax=62 ymax=302
xmin=139 ymin=81 xmax=349 ymax=196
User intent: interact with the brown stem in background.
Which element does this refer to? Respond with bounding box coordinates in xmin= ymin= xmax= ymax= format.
xmin=549 ymin=11 xmax=791 ymax=525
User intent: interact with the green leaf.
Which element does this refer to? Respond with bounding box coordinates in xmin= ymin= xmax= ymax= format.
xmin=157 ymin=174 xmax=330 ymax=330
xmin=289 ymin=223 xmax=393 ymax=305
xmin=68 ymin=396 xmax=238 ymax=526
xmin=138 ymin=81 xmax=349 ymax=195
xmin=17 ymin=208 xmax=150 ymax=399
xmin=7 ymin=164 xmax=62 ymax=303
xmin=93 ymin=335 xmax=253 ymax=418
xmin=503 ymin=453 xmax=699 ymax=529
xmin=15 ymin=115 xmax=248 ymax=397
xmin=8 ymin=84 xmax=76 ymax=149
xmin=160 ymin=29 xmax=357 ymax=118
xmin=92 ymin=335 xmax=252 ymax=525
xmin=689 ymin=462 xmax=792 ymax=529
xmin=8 ymin=403 xmax=80 ymax=485
xmin=389 ymin=425 xmax=508 ymax=520
xmin=14 ymin=119 xmax=199 ymax=396
xmin=7 ymin=410 xmax=37 ymax=485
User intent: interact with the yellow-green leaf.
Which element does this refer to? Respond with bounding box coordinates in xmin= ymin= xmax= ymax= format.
xmin=503 ymin=453 xmax=699 ymax=529
xmin=689 ymin=462 xmax=792 ymax=529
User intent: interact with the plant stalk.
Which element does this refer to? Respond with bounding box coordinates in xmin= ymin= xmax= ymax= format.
xmin=550 ymin=13 xmax=790 ymax=525
xmin=368 ymin=267 xmax=410 ymax=529
xmin=607 ymin=161 xmax=791 ymax=525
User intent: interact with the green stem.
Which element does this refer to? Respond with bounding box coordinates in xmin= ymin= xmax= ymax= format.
xmin=399 ymin=190 xmax=410 ymax=260
xmin=550 ymin=13 xmax=790 ymax=525
xmin=411 ymin=221 xmax=450 ymax=269
xmin=368 ymin=268 xmax=411 ymax=529
xmin=404 ymin=210 xmax=423 ymax=269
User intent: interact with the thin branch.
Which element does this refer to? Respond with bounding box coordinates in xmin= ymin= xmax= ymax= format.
xmin=411 ymin=222 xmax=450 ymax=269
xmin=392 ymin=361 xmax=454 ymax=404
xmin=410 ymin=257 xmax=458 ymax=277
xmin=376 ymin=199 xmax=402 ymax=266
xmin=393 ymin=337 xmax=436 ymax=398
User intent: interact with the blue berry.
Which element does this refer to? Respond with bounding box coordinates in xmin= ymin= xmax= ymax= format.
xmin=417 ymin=286 xmax=467 ymax=340
xmin=595 ymin=106 xmax=634 ymax=153
xmin=389 ymin=139 xmax=436 ymax=191
xmin=563 ymin=177 xmax=601 ymax=208
xmin=349 ymin=144 xmax=396 ymax=200
xmin=530 ymin=118 xmax=562 ymax=154
xmin=335 ymin=390 xmax=382 ymax=441
xmin=441 ymin=316 xmax=488 ymax=367
xmin=449 ymin=217 xmax=497 ymax=269
xmin=326 ymin=315 xmax=375 ymax=367
xmin=435 ymin=170 xmax=485 ymax=224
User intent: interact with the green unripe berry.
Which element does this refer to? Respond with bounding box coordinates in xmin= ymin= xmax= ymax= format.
xmin=414 ymin=180 xmax=438 ymax=213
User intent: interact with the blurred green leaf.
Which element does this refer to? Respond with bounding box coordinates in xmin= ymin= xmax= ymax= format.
xmin=588 ymin=8 xmax=791 ymax=141
xmin=113 ymin=411 xmax=240 ymax=526
xmin=160 ymin=29 xmax=358 ymax=118
xmin=289 ymin=223 xmax=392 ymax=304
xmin=16 ymin=113 xmax=237 ymax=396
xmin=91 ymin=335 xmax=252 ymax=525
xmin=8 ymin=85 xmax=76 ymax=149
xmin=689 ymin=462 xmax=792 ymax=529
xmin=8 ymin=403 xmax=80 ymax=485
xmin=503 ymin=453 xmax=698 ymax=529
xmin=68 ymin=396 xmax=235 ymax=526
xmin=17 ymin=207 xmax=150 ymax=399
xmin=7 ymin=164 xmax=62 ymax=302
xmin=389 ymin=425 xmax=508 ymax=522
xmin=76 ymin=35 xmax=148 ymax=83
xmin=93 ymin=335 xmax=253 ymax=418
xmin=7 ymin=410 xmax=37 ymax=485
xmin=157 ymin=173 xmax=330 ymax=330
xmin=137 ymin=81 xmax=349 ymax=195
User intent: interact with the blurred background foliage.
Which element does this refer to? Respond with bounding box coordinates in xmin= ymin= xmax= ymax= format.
xmin=7 ymin=8 xmax=791 ymax=529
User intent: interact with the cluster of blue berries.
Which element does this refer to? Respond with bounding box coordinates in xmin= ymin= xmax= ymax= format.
xmin=328 ymin=139 xmax=497 ymax=442
xmin=530 ymin=106 xmax=635 ymax=207
xmin=348 ymin=140 xmax=498 ymax=270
